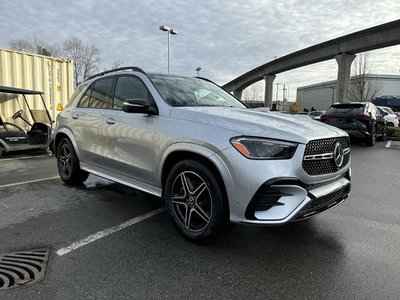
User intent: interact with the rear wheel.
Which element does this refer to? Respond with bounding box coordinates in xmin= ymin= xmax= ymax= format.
xmin=57 ymin=138 xmax=89 ymax=185
xmin=380 ymin=126 xmax=388 ymax=141
xmin=165 ymin=160 xmax=229 ymax=244
xmin=366 ymin=129 xmax=376 ymax=146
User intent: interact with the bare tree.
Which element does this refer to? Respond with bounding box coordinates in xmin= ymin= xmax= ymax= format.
xmin=243 ymin=82 xmax=263 ymax=101
xmin=63 ymin=37 xmax=100 ymax=86
xmin=349 ymin=53 xmax=382 ymax=102
xmin=82 ymin=44 xmax=100 ymax=80
xmin=63 ymin=37 xmax=85 ymax=86
xmin=9 ymin=35 xmax=100 ymax=86
xmin=111 ymin=60 xmax=124 ymax=69
xmin=8 ymin=35 xmax=62 ymax=57
xmin=9 ymin=38 xmax=34 ymax=53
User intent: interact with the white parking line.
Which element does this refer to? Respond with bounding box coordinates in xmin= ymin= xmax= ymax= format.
xmin=385 ymin=140 xmax=392 ymax=148
xmin=56 ymin=207 xmax=165 ymax=256
xmin=0 ymin=176 xmax=60 ymax=189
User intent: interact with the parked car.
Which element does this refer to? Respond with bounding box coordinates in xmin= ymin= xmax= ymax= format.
xmin=0 ymin=86 xmax=53 ymax=157
xmin=54 ymin=67 xmax=351 ymax=244
xmin=252 ymin=107 xmax=270 ymax=113
xmin=320 ymin=102 xmax=386 ymax=146
xmin=308 ymin=110 xmax=325 ymax=120
xmin=377 ymin=106 xmax=399 ymax=127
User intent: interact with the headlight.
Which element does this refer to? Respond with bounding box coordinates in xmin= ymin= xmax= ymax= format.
xmin=230 ymin=137 xmax=298 ymax=159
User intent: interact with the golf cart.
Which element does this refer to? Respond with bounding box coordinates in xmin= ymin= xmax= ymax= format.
xmin=0 ymin=86 xmax=53 ymax=157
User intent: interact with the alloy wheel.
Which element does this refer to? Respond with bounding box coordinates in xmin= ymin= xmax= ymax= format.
xmin=170 ymin=171 xmax=212 ymax=232
xmin=58 ymin=143 xmax=73 ymax=178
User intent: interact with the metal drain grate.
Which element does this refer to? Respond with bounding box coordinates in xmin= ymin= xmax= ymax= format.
xmin=0 ymin=249 xmax=50 ymax=290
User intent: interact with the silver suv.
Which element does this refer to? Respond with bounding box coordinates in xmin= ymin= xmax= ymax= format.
xmin=54 ymin=67 xmax=351 ymax=243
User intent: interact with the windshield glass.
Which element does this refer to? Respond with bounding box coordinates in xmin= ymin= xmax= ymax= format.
xmin=149 ymin=75 xmax=246 ymax=108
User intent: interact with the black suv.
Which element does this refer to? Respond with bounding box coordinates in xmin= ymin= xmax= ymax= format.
xmin=320 ymin=102 xmax=386 ymax=146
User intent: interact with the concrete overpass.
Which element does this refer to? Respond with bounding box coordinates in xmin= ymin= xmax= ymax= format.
xmin=222 ymin=19 xmax=400 ymax=106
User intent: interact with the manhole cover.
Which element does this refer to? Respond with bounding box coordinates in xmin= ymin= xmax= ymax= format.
xmin=0 ymin=249 xmax=50 ymax=290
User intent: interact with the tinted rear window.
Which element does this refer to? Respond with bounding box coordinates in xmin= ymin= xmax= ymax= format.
xmin=325 ymin=104 xmax=365 ymax=115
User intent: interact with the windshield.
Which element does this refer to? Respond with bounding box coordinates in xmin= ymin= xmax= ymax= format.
xmin=149 ymin=75 xmax=246 ymax=108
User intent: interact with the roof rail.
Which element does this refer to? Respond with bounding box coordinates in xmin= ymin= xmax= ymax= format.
xmin=84 ymin=66 xmax=146 ymax=82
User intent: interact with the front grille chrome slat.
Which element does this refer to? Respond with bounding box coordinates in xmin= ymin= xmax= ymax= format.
xmin=303 ymin=137 xmax=350 ymax=175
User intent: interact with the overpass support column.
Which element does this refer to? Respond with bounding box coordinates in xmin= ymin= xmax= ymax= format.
xmin=264 ymin=74 xmax=276 ymax=108
xmin=233 ymin=89 xmax=242 ymax=99
xmin=335 ymin=53 xmax=356 ymax=103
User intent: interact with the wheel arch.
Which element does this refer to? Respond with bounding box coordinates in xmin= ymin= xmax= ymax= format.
xmin=54 ymin=128 xmax=80 ymax=158
xmin=0 ymin=138 xmax=10 ymax=152
xmin=159 ymin=146 xmax=232 ymax=217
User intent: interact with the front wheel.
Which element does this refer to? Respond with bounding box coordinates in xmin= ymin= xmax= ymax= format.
xmin=57 ymin=138 xmax=89 ymax=185
xmin=164 ymin=160 xmax=229 ymax=244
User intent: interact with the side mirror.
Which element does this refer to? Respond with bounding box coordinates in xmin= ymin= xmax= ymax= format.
xmin=383 ymin=112 xmax=388 ymax=116
xmin=122 ymin=98 xmax=151 ymax=114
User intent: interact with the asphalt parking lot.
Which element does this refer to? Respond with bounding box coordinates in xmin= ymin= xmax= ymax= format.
xmin=1 ymin=140 xmax=400 ymax=299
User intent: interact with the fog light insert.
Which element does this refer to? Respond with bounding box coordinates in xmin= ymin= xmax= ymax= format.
xmin=0 ymin=249 xmax=50 ymax=290
xmin=246 ymin=186 xmax=293 ymax=220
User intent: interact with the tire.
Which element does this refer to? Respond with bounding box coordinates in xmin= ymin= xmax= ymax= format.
xmin=366 ymin=129 xmax=376 ymax=146
xmin=164 ymin=160 xmax=229 ymax=244
xmin=57 ymin=138 xmax=89 ymax=185
xmin=380 ymin=126 xmax=388 ymax=141
xmin=0 ymin=147 xmax=3 ymax=158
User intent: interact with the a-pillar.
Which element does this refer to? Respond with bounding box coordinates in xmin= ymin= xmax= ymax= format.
xmin=233 ymin=89 xmax=242 ymax=99
xmin=264 ymin=74 xmax=276 ymax=108
xmin=335 ymin=53 xmax=356 ymax=103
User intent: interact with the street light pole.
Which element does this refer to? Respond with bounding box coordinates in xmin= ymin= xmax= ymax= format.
xmin=159 ymin=25 xmax=178 ymax=73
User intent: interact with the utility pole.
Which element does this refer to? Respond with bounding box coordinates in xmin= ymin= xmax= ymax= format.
xmin=282 ymin=84 xmax=287 ymax=112
xmin=275 ymin=82 xmax=280 ymax=111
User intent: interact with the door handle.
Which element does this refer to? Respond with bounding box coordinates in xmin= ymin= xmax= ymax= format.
xmin=105 ymin=118 xmax=115 ymax=125
xmin=71 ymin=113 xmax=79 ymax=119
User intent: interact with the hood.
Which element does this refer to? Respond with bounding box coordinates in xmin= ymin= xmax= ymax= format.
xmin=170 ymin=107 xmax=347 ymax=144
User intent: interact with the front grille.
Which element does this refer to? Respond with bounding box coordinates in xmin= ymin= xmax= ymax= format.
xmin=294 ymin=186 xmax=349 ymax=220
xmin=303 ymin=137 xmax=350 ymax=175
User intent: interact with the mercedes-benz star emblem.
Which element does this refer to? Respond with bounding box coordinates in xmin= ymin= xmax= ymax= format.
xmin=333 ymin=142 xmax=344 ymax=168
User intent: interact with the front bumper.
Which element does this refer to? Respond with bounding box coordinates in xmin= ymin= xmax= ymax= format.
xmin=217 ymin=141 xmax=351 ymax=225
xmin=243 ymin=170 xmax=351 ymax=224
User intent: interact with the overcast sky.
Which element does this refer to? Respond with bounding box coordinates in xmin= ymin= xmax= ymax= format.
xmin=0 ymin=0 xmax=399 ymax=100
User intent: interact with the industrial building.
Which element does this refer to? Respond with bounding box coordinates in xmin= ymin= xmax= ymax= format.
xmin=297 ymin=74 xmax=400 ymax=111
xmin=0 ymin=48 xmax=74 ymax=129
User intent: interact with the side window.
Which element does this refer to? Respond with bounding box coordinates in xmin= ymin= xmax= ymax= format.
xmin=67 ymin=83 xmax=88 ymax=108
xmin=78 ymin=85 xmax=92 ymax=108
xmin=113 ymin=76 xmax=154 ymax=110
xmin=89 ymin=77 xmax=114 ymax=109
